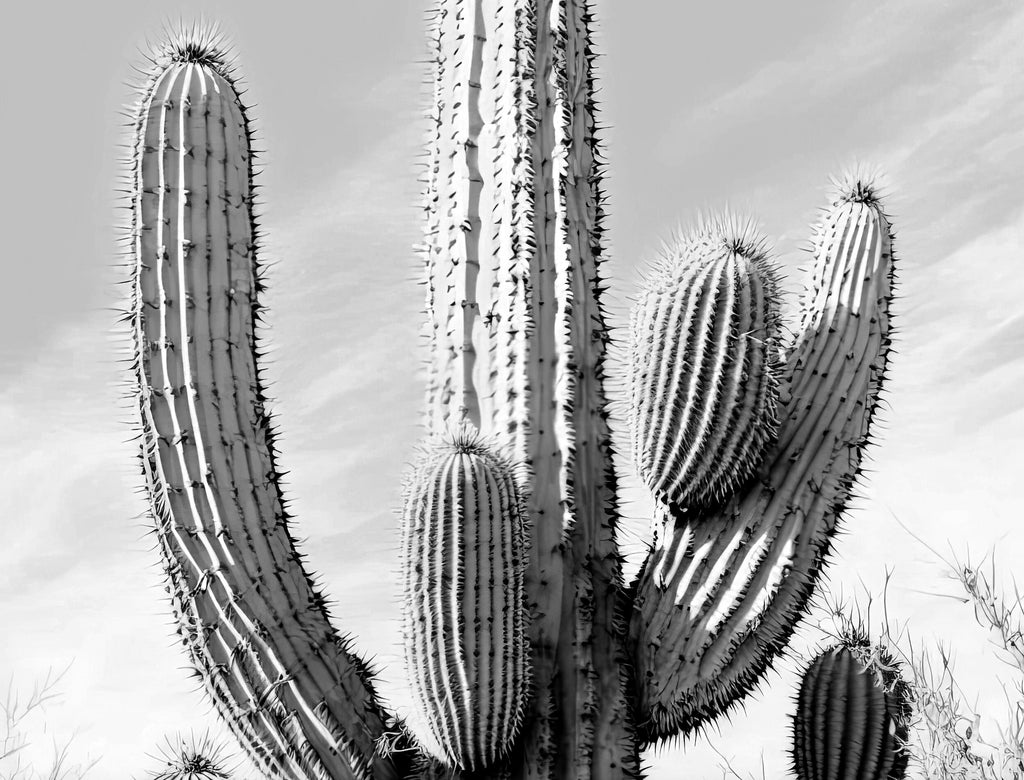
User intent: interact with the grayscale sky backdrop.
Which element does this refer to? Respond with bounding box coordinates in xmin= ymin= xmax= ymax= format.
xmin=1 ymin=2 xmax=1022 ymax=777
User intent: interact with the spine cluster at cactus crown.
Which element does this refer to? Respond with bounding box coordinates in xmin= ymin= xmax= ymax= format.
xmin=125 ymin=6 xmax=899 ymax=779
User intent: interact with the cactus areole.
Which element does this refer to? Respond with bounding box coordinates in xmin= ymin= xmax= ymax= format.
xmin=127 ymin=7 xmax=898 ymax=780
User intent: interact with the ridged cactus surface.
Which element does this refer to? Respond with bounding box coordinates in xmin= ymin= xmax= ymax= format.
xmin=129 ymin=36 xmax=398 ymax=780
xmin=792 ymin=642 xmax=912 ymax=780
xmin=418 ymin=2 xmax=634 ymax=777
xmin=631 ymin=183 xmax=896 ymax=741
xmin=400 ymin=434 xmax=529 ymax=771
xmin=629 ymin=220 xmax=781 ymax=510
xmin=122 ymin=10 xmax=903 ymax=780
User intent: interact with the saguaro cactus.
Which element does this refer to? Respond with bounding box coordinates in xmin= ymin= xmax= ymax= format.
xmin=791 ymin=639 xmax=912 ymax=780
xmin=126 ymin=8 xmax=898 ymax=780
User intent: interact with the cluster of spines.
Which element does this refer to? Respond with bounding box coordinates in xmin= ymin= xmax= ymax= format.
xmin=400 ymin=432 xmax=529 ymax=771
xmin=146 ymin=730 xmax=237 ymax=779
xmin=792 ymin=636 xmax=912 ymax=780
xmin=629 ymin=178 xmax=896 ymax=744
xmin=629 ymin=216 xmax=782 ymax=511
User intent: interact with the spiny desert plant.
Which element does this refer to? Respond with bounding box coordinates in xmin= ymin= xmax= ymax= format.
xmin=145 ymin=731 xmax=237 ymax=780
xmin=629 ymin=218 xmax=782 ymax=512
xmin=399 ymin=432 xmax=529 ymax=770
xmin=791 ymin=635 xmax=912 ymax=780
xmin=124 ymin=5 xmax=897 ymax=779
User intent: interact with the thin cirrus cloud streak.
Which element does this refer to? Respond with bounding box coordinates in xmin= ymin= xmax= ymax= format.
xmin=0 ymin=2 xmax=1021 ymax=778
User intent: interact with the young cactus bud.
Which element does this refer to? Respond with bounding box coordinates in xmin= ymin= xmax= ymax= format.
xmin=400 ymin=431 xmax=529 ymax=771
xmin=792 ymin=638 xmax=912 ymax=780
xmin=629 ymin=218 xmax=781 ymax=510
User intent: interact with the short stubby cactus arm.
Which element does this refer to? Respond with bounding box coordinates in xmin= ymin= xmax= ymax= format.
xmin=400 ymin=435 xmax=530 ymax=771
xmin=421 ymin=2 xmax=636 ymax=778
xmin=630 ymin=186 xmax=895 ymax=742
xmin=129 ymin=46 xmax=400 ymax=780
xmin=792 ymin=640 xmax=912 ymax=780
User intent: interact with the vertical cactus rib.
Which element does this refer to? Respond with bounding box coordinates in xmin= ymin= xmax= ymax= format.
xmin=629 ymin=218 xmax=782 ymax=511
xmin=791 ymin=640 xmax=912 ymax=780
xmin=400 ymin=433 xmax=529 ymax=771
xmin=630 ymin=179 xmax=896 ymax=743
xmin=420 ymin=2 xmax=635 ymax=777
xmin=129 ymin=34 xmax=398 ymax=780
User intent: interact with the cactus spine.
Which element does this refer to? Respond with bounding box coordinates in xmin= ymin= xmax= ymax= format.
xmin=400 ymin=434 xmax=529 ymax=770
xmin=792 ymin=640 xmax=912 ymax=780
xmin=125 ymin=9 xmax=900 ymax=780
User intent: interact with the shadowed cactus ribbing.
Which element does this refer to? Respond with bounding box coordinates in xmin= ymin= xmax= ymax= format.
xmin=125 ymin=7 xmax=899 ymax=780
xmin=792 ymin=638 xmax=912 ymax=780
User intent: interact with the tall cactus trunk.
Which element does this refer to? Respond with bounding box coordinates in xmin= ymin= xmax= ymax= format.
xmin=421 ymin=1 xmax=637 ymax=778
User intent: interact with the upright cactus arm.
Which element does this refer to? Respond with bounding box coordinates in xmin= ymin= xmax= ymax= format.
xmin=129 ymin=37 xmax=400 ymax=780
xmin=630 ymin=182 xmax=896 ymax=742
xmin=420 ymin=1 xmax=636 ymax=777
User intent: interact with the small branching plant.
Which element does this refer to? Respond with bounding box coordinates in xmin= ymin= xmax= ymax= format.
xmin=0 ymin=666 xmax=99 ymax=780
xmin=905 ymin=549 xmax=1024 ymax=780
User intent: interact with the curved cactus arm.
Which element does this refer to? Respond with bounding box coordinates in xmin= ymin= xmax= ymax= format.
xmin=630 ymin=180 xmax=896 ymax=742
xmin=129 ymin=35 xmax=400 ymax=780
xmin=420 ymin=1 xmax=636 ymax=777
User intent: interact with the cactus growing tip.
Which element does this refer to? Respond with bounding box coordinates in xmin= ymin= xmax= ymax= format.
xmin=147 ymin=20 xmax=235 ymax=75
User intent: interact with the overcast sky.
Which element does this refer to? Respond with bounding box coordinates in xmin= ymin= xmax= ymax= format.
xmin=1 ymin=2 xmax=1022 ymax=778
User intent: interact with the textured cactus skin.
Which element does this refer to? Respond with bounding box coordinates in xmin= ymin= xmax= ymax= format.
xmin=400 ymin=435 xmax=529 ymax=770
xmin=128 ymin=41 xmax=402 ymax=780
xmin=629 ymin=223 xmax=781 ymax=510
xmin=630 ymin=189 xmax=896 ymax=742
xmin=123 ymin=11 xmax=901 ymax=780
xmin=792 ymin=643 xmax=911 ymax=780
